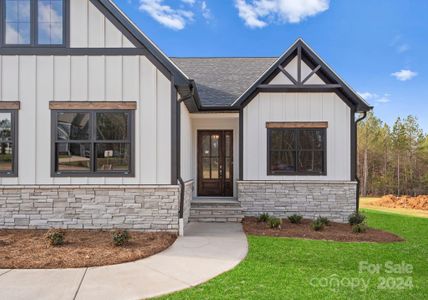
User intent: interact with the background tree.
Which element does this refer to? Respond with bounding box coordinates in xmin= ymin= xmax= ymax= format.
xmin=357 ymin=112 xmax=428 ymax=196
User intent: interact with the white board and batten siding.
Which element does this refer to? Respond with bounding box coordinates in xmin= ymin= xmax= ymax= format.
xmin=180 ymin=102 xmax=193 ymax=182
xmin=243 ymin=92 xmax=351 ymax=181
xmin=70 ymin=0 xmax=135 ymax=48
xmin=0 ymin=55 xmax=172 ymax=185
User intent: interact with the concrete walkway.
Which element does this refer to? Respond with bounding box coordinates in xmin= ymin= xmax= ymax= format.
xmin=0 ymin=223 xmax=247 ymax=300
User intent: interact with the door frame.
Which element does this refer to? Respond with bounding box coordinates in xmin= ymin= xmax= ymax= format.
xmin=197 ymin=130 xmax=233 ymax=197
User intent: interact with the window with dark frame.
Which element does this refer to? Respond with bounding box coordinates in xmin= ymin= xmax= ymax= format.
xmin=53 ymin=110 xmax=134 ymax=176
xmin=268 ymin=127 xmax=326 ymax=175
xmin=3 ymin=0 xmax=65 ymax=46
xmin=0 ymin=110 xmax=17 ymax=176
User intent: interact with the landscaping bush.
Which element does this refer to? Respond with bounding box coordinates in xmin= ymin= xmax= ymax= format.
xmin=317 ymin=216 xmax=330 ymax=226
xmin=348 ymin=211 xmax=366 ymax=225
xmin=268 ymin=217 xmax=282 ymax=229
xmin=45 ymin=229 xmax=65 ymax=246
xmin=258 ymin=213 xmax=270 ymax=223
xmin=288 ymin=214 xmax=303 ymax=224
xmin=112 ymin=229 xmax=130 ymax=246
xmin=352 ymin=222 xmax=368 ymax=233
xmin=311 ymin=219 xmax=324 ymax=231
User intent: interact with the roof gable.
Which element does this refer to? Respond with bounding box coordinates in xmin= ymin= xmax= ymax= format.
xmin=92 ymin=0 xmax=189 ymax=86
xmin=233 ymin=39 xmax=372 ymax=112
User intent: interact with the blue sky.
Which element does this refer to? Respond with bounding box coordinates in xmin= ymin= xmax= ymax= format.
xmin=116 ymin=0 xmax=428 ymax=132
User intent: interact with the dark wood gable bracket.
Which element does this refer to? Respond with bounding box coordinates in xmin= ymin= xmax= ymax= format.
xmin=233 ymin=39 xmax=372 ymax=112
xmin=235 ymin=39 xmax=373 ymax=212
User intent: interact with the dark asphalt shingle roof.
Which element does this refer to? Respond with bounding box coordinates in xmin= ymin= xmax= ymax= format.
xmin=172 ymin=57 xmax=277 ymax=107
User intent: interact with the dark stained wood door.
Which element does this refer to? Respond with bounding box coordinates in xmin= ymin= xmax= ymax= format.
xmin=197 ymin=130 xmax=233 ymax=197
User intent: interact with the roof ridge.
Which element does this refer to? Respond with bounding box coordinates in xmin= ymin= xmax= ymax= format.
xmin=171 ymin=57 xmax=277 ymax=59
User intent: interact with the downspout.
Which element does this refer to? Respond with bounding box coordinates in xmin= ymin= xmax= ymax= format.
xmin=355 ymin=111 xmax=367 ymax=212
xmin=177 ymin=85 xmax=194 ymax=236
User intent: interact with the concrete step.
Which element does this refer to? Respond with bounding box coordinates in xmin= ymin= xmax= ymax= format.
xmin=188 ymin=215 xmax=244 ymax=223
xmin=190 ymin=198 xmax=243 ymax=222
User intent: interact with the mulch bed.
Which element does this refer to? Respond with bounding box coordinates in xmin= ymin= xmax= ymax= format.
xmin=243 ymin=217 xmax=403 ymax=243
xmin=0 ymin=229 xmax=177 ymax=269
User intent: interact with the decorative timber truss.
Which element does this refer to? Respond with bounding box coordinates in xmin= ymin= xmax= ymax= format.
xmin=233 ymin=38 xmax=372 ymax=112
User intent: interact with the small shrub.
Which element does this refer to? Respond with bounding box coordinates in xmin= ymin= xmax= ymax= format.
xmin=268 ymin=217 xmax=282 ymax=229
xmin=348 ymin=211 xmax=366 ymax=225
xmin=352 ymin=222 xmax=368 ymax=233
xmin=112 ymin=229 xmax=130 ymax=246
xmin=288 ymin=214 xmax=303 ymax=224
xmin=311 ymin=219 xmax=324 ymax=231
xmin=45 ymin=229 xmax=65 ymax=246
xmin=317 ymin=216 xmax=330 ymax=226
xmin=258 ymin=213 xmax=270 ymax=223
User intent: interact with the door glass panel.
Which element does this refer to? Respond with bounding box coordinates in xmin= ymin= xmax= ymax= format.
xmin=211 ymin=158 xmax=219 ymax=179
xmin=202 ymin=158 xmax=210 ymax=179
xmin=211 ymin=134 xmax=219 ymax=157
xmin=225 ymin=157 xmax=231 ymax=179
xmin=225 ymin=134 xmax=231 ymax=157
xmin=202 ymin=135 xmax=210 ymax=156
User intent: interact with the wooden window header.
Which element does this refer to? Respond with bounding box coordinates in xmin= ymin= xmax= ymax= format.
xmin=0 ymin=101 xmax=20 ymax=110
xmin=49 ymin=101 xmax=137 ymax=110
xmin=266 ymin=121 xmax=328 ymax=129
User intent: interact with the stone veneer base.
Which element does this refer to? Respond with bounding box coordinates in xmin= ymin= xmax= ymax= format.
xmin=0 ymin=185 xmax=180 ymax=231
xmin=237 ymin=181 xmax=357 ymax=223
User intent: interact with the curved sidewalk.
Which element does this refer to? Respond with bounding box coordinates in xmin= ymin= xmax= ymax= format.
xmin=0 ymin=223 xmax=247 ymax=300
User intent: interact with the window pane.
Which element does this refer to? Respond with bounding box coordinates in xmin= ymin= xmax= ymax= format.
xmin=96 ymin=112 xmax=129 ymax=140
xmin=0 ymin=142 xmax=13 ymax=171
xmin=5 ymin=0 xmax=31 ymax=45
xmin=96 ymin=143 xmax=130 ymax=171
xmin=56 ymin=143 xmax=91 ymax=171
xmin=0 ymin=113 xmax=13 ymax=172
xmin=298 ymin=129 xmax=324 ymax=150
xmin=297 ymin=151 xmax=323 ymax=173
xmin=5 ymin=1 xmax=18 ymax=22
xmin=270 ymin=151 xmax=295 ymax=172
xmin=271 ymin=129 xmax=295 ymax=150
xmin=57 ymin=112 xmax=90 ymax=140
xmin=0 ymin=113 xmax=12 ymax=140
xmin=37 ymin=0 xmax=63 ymax=45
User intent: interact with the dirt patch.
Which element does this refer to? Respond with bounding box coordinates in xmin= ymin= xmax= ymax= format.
xmin=374 ymin=195 xmax=428 ymax=211
xmin=243 ymin=217 xmax=403 ymax=243
xmin=0 ymin=229 xmax=176 ymax=269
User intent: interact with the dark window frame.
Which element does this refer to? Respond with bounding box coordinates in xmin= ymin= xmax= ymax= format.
xmin=1 ymin=0 xmax=68 ymax=48
xmin=267 ymin=127 xmax=327 ymax=176
xmin=0 ymin=109 xmax=18 ymax=177
xmin=51 ymin=109 xmax=135 ymax=177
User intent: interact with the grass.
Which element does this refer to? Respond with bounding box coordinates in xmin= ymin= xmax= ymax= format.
xmin=361 ymin=197 xmax=428 ymax=218
xmin=160 ymin=210 xmax=428 ymax=299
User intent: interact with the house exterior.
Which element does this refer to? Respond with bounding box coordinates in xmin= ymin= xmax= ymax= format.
xmin=0 ymin=0 xmax=371 ymax=233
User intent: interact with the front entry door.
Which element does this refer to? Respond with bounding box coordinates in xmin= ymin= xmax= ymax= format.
xmin=197 ymin=130 xmax=233 ymax=196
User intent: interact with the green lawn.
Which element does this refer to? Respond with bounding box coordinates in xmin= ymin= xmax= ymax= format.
xmin=160 ymin=210 xmax=428 ymax=299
